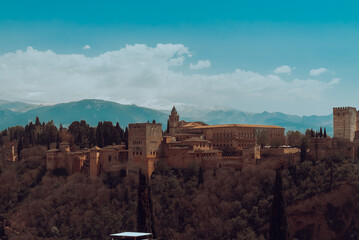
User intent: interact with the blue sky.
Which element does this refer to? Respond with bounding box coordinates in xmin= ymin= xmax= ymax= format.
xmin=1 ymin=1 xmax=359 ymax=115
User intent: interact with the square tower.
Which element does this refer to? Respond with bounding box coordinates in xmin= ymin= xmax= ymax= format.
xmin=333 ymin=107 xmax=357 ymax=141
xmin=128 ymin=123 xmax=162 ymax=176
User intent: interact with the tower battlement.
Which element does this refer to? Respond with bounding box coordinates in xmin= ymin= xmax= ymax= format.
xmin=333 ymin=107 xmax=357 ymax=114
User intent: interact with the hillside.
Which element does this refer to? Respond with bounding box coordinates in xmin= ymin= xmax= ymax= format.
xmin=2 ymin=151 xmax=359 ymax=240
xmin=0 ymin=99 xmax=168 ymax=130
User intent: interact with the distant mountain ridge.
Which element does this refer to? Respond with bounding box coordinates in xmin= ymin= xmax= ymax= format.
xmin=0 ymin=99 xmax=333 ymax=135
xmin=0 ymin=99 xmax=40 ymax=112
xmin=202 ymin=109 xmax=333 ymax=136
xmin=0 ymin=99 xmax=168 ymax=130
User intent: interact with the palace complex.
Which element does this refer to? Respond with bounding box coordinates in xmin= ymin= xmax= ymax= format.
xmin=44 ymin=106 xmax=290 ymax=177
xmin=6 ymin=106 xmax=359 ymax=178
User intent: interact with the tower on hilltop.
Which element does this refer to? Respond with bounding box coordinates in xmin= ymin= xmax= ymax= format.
xmin=168 ymin=106 xmax=180 ymax=135
xmin=333 ymin=107 xmax=358 ymax=141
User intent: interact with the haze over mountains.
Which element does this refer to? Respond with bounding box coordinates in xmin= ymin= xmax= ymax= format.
xmin=0 ymin=99 xmax=333 ymax=135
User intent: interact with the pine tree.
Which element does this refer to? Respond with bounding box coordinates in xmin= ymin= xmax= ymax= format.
xmin=269 ymin=168 xmax=289 ymax=240
xmin=137 ymin=170 xmax=157 ymax=238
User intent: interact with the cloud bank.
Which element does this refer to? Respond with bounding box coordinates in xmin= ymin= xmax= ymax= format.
xmin=0 ymin=44 xmax=339 ymax=114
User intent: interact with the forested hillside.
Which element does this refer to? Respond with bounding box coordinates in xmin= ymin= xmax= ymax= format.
xmin=1 ymin=150 xmax=359 ymax=239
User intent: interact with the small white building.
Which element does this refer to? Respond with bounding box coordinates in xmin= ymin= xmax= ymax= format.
xmin=110 ymin=232 xmax=153 ymax=240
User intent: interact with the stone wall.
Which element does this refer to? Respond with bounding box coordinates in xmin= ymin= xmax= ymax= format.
xmin=333 ymin=107 xmax=357 ymax=141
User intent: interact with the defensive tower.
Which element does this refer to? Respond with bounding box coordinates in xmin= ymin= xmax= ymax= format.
xmin=333 ymin=107 xmax=357 ymax=141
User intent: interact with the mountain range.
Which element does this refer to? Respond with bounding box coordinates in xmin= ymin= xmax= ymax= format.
xmin=0 ymin=99 xmax=333 ymax=135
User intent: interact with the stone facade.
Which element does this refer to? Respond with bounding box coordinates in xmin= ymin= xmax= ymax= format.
xmin=46 ymin=142 xmax=87 ymax=175
xmin=333 ymin=107 xmax=358 ymax=141
xmin=47 ymin=142 xmax=127 ymax=177
xmin=128 ymin=123 xmax=162 ymax=176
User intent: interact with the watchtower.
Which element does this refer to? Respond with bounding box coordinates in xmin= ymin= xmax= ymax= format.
xmin=128 ymin=123 xmax=162 ymax=176
xmin=168 ymin=106 xmax=180 ymax=135
xmin=333 ymin=107 xmax=357 ymax=141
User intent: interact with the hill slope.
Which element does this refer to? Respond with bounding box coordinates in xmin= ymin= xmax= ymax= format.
xmin=0 ymin=99 xmax=168 ymax=130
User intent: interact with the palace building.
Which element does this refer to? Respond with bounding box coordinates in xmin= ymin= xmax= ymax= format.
xmin=46 ymin=106 xmax=288 ymax=177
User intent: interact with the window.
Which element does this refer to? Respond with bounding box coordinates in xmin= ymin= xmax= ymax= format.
xmin=108 ymin=155 xmax=112 ymax=162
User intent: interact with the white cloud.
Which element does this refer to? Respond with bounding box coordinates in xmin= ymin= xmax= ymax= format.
xmin=189 ymin=60 xmax=211 ymax=70
xmin=329 ymin=78 xmax=340 ymax=85
xmin=309 ymin=67 xmax=328 ymax=76
xmin=273 ymin=65 xmax=293 ymax=74
xmin=0 ymin=45 xmax=338 ymax=115
xmin=83 ymin=45 xmax=91 ymax=50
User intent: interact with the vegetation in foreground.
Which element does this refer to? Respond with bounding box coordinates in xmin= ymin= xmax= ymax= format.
xmin=1 ymin=149 xmax=359 ymax=239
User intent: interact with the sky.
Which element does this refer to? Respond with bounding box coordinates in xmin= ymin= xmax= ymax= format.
xmin=1 ymin=0 xmax=359 ymax=116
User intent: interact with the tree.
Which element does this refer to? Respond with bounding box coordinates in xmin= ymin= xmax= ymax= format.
xmin=0 ymin=215 xmax=7 ymax=239
xmin=96 ymin=122 xmax=104 ymax=148
xmin=137 ymin=170 xmax=157 ymax=238
xmin=324 ymin=128 xmax=327 ymax=138
xmin=310 ymin=129 xmax=314 ymax=138
xmin=124 ymin=127 xmax=129 ymax=149
xmin=56 ymin=132 xmax=60 ymax=149
xmin=257 ymin=130 xmax=269 ymax=147
xmin=319 ymin=127 xmax=323 ymax=138
xmin=300 ymin=140 xmax=307 ymax=162
xmin=35 ymin=116 xmax=41 ymax=126
xmin=286 ymin=131 xmax=302 ymax=147
xmin=269 ymin=168 xmax=289 ymax=240
xmin=198 ymin=166 xmax=204 ymax=187
xmin=17 ymin=138 xmax=24 ymax=161
xmin=166 ymin=119 xmax=170 ymax=134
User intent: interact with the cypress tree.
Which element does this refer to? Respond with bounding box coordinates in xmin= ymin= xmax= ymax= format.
xmin=166 ymin=119 xmax=170 ymax=134
xmin=35 ymin=116 xmax=41 ymax=126
xmin=198 ymin=166 xmax=204 ymax=187
xmin=324 ymin=128 xmax=327 ymax=138
xmin=0 ymin=215 xmax=7 ymax=239
xmin=56 ymin=132 xmax=60 ymax=149
xmin=300 ymin=140 xmax=307 ymax=162
xmin=319 ymin=127 xmax=323 ymax=138
xmin=137 ymin=170 xmax=157 ymax=238
xmin=269 ymin=168 xmax=289 ymax=240
xmin=124 ymin=127 xmax=129 ymax=149
xmin=96 ymin=122 xmax=104 ymax=148
xmin=17 ymin=138 xmax=24 ymax=161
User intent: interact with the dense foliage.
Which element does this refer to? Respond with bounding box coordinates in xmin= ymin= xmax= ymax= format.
xmin=0 ymin=117 xmax=128 ymax=151
xmin=1 ymin=148 xmax=359 ymax=239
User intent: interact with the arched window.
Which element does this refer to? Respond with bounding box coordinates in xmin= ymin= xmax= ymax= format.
xmin=108 ymin=155 xmax=112 ymax=162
